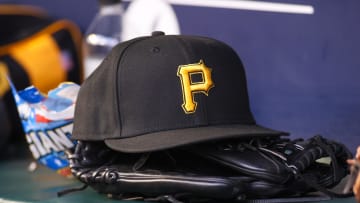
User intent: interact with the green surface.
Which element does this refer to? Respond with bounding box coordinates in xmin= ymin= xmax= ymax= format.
xmin=0 ymin=159 xmax=142 ymax=203
xmin=0 ymin=159 xmax=356 ymax=203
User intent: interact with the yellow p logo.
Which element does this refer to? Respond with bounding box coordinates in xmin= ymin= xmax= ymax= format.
xmin=177 ymin=60 xmax=214 ymax=114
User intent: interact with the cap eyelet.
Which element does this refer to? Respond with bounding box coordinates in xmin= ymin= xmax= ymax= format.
xmin=151 ymin=47 xmax=160 ymax=53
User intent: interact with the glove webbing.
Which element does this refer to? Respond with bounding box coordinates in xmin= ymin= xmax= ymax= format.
xmin=288 ymin=135 xmax=353 ymax=198
xmin=256 ymin=135 xmax=352 ymax=200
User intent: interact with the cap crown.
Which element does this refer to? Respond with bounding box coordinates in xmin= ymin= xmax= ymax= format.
xmin=73 ymin=35 xmax=256 ymax=141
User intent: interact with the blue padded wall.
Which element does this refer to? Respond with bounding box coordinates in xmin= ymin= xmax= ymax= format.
xmin=2 ymin=0 xmax=359 ymax=153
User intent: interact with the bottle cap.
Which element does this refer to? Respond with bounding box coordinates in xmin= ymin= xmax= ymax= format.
xmin=99 ymin=0 xmax=122 ymax=6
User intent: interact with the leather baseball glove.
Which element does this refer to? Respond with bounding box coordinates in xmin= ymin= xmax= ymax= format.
xmin=66 ymin=135 xmax=352 ymax=202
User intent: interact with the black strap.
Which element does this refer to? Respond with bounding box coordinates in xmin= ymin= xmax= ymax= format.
xmin=312 ymin=135 xmax=340 ymax=183
xmin=57 ymin=184 xmax=88 ymax=197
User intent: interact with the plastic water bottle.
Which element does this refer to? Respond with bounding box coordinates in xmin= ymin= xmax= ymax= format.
xmin=83 ymin=0 xmax=124 ymax=79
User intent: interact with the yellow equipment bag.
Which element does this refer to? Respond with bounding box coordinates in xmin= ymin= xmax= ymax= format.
xmin=0 ymin=5 xmax=83 ymax=155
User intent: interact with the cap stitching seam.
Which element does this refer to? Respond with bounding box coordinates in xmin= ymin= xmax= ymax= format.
xmin=115 ymin=37 xmax=150 ymax=138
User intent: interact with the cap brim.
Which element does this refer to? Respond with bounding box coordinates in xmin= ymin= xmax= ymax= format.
xmin=104 ymin=124 xmax=288 ymax=153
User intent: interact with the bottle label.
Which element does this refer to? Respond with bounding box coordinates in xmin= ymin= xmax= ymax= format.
xmin=8 ymin=78 xmax=79 ymax=177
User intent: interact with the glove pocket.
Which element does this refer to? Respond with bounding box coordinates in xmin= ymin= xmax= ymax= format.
xmin=185 ymin=144 xmax=294 ymax=184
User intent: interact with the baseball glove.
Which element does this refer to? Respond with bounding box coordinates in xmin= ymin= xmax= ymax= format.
xmin=65 ymin=135 xmax=352 ymax=202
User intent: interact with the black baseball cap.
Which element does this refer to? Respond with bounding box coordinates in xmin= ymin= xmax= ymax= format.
xmin=72 ymin=32 xmax=287 ymax=153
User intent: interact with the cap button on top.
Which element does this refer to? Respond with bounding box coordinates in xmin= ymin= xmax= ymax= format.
xmin=151 ymin=31 xmax=165 ymax=36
